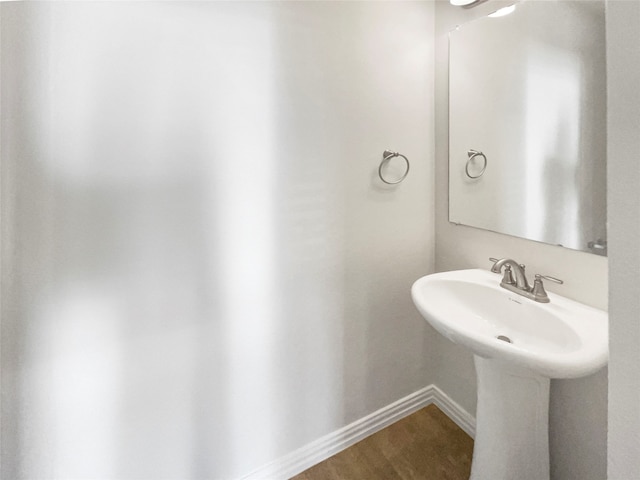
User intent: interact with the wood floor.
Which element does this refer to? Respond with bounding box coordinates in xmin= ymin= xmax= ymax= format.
xmin=291 ymin=404 xmax=473 ymax=480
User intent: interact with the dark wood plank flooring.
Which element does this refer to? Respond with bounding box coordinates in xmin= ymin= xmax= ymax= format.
xmin=291 ymin=404 xmax=473 ymax=480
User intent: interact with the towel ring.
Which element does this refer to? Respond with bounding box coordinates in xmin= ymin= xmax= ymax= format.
xmin=465 ymin=149 xmax=487 ymax=179
xmin=379 ymin=150 xmax=410 ymax=185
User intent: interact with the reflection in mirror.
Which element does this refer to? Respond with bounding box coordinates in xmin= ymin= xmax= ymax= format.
xmin=448 ymin=0 xmax=607 ymax=256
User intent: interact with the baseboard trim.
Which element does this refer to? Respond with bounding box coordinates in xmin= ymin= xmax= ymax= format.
xmin=429 ymin=384 xmax=476 ymax=439
xmin=240 ymin=384 xmax=475 ymax=480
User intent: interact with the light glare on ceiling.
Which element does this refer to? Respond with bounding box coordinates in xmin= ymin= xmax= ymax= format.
xmin=488 ymin=5 xmax=517 ymax=17
xmin=450 ymin=0 xmax=479 ymax=6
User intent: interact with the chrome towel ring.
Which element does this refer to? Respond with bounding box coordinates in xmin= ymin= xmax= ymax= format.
xmin=379 ymin=150 xmax=410 ymax=185
xmin=465 ymin=149 xmax=487 ymax=179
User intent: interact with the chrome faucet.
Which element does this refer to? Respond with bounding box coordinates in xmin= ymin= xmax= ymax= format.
xmin=489 ymin=257 xmax=563 ymax=303
xmin=490 ymin=258 xmax=530 ymax=291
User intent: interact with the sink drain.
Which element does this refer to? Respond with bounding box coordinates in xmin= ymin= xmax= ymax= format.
xmin=497 ymin=335 xmax=512 ymax=343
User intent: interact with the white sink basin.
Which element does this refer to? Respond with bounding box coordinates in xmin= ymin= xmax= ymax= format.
xmin=411 ymin=269 xmax=608 ymax=378
xmin=412 ymin=268 xmax=608 ymax=480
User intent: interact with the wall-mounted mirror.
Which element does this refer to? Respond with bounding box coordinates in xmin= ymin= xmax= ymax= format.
xmin=448 ymin=0 xmax=607 ymax=256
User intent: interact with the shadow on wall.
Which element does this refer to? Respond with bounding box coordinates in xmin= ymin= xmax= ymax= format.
xmin=1 ymin=3 xmax=304 ymax=478
xmin=1 ymin=2 xmax=435 ymax=479
xmin=2 ymin=3 xmax=235 ymax=476
xmin=2 ymin=2 xmax=434 ymax=479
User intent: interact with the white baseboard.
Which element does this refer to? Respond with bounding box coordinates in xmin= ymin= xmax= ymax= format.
xmin=240 ymin=384 xmax=475 ymax=480
xmin=429 ymin=384 xmax=476 ymax=439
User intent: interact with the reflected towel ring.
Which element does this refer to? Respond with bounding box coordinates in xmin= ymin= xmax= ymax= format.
xmin=465 ymin=149 xmax=487 ymax=179
xmin=379 ymin=150 xmax=410 ymax=185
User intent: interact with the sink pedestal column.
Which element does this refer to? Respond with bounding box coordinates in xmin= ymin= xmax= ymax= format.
xmin=471 ymin=356 xmax=550 ymax=480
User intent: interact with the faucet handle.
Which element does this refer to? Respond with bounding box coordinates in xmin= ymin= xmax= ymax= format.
xmin=532 ymin=274 xmax=563 ymax=303
xmin=535 ymin=274 xmax=563 ymax=285
xmin=501 ymin=265 xmax=516 ymax=286
xmin=489 ymin=257 xmax=502 ymax=273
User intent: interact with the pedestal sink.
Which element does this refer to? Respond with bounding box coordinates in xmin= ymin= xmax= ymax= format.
xmin=411 ymin=269 xmax=608 ymax=480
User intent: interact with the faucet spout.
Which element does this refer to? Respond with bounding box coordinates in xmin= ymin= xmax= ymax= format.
xmin=491 ymin=258 xmax=530 ymax=291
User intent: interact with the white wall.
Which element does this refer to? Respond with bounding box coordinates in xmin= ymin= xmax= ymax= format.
xmin=434 ymin=2 xmax=608 ymax=479
xmin=607 ymin=0 xmax=640 ymax=478
xmin=0 ymin=2 xmax=435 ymax=479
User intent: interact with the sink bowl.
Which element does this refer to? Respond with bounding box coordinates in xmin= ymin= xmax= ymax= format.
xmin=411 ymin=268 xmax=608 ymax=378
